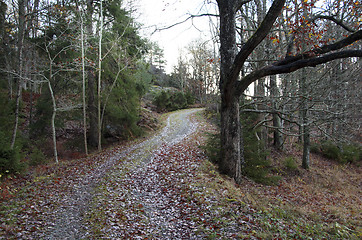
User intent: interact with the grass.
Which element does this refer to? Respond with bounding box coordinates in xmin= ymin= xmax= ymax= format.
xmin=195 ymin=113 xmax=361 ymax=239
xmin=194 ymin=153 xmax=361 ymax=239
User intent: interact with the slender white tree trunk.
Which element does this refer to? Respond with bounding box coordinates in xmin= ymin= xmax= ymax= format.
xmin=48 ymin=79 xmax=58 ymax=163
xmin=80 ymin=6 xmax=88 ymax=155
xmin=11 ymin=0 xmax=26 ymax=149
xmin=97 ymin=0 xmax=103 ymax=151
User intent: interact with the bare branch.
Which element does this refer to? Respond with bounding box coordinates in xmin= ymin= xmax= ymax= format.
xmin=309 ymin=15 xmax=356 ymax=33
xmin=152 ymin=13 xmax=219 ymax=34
xmin=230 ymin=0 xmax=286 ymax=82
xmin=237 ymin=49 xmax=362 ymax=92
xmin=234 ymin=0 xmax=253 ymax=12
xmin=278 ymin=30 xmax=362 ymax=66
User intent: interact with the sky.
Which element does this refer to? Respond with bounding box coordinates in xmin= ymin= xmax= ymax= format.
xmin=133 ymin=0 xmax=218 ymax=73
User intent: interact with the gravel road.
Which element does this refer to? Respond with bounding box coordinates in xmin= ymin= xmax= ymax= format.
xmin=45 ymin=108 xmax=203 ymax=239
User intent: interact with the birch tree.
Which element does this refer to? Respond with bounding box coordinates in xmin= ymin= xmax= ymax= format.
xmin=10 ymin=0 xmax=27 ymax=149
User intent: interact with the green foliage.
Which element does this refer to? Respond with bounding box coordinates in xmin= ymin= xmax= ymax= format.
xmin=0 ymin=147 xmax=22 ymax=176
xmin=171 ymin=91 xmax=188 ymax=110
xmin=201 ymin=133 xmax=221 ymax=164
xmin=153 ymin=90 xmax=170 ymax=111
xmin=321 ymin=140 xmax=341 ymax=161
xmin=105 ymin=0 xmax=147 ymax=59
xmin=310 ymin=142 xmax=320 ymax=154
xmin=340 ymin=144 xmax=361 ymax=164
xmin=29 ymin=147 xmax=47 ymax=166
xmin=30 ymin=90 xmax=52 ymax=137
xmin=0 ymin=93 xmax=23 ymax=175
xmin=0 ymin=91 xmax=13 ymax=135
xmin=153 ymin=90 xmax=191 ymax=112
xmin=241 ymin=104 xmax=279 ymax=185
xmin=283 ymin=156 xmax=298 ymax=171
xmin=313 ymin=140 xmax=361 ymax=164
xmin=103 ymin=70 xmax=145 ymax=139
xmin=202 ymin=101 xmax=279 ymax=185
xmin=185 ymin=91 xmax=195 ymax=105
xmin=0 ymin=131 xmax=23 ymax=175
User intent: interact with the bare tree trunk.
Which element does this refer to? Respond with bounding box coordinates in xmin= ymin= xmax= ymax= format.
xmin=48 ymin=80 xmax=58 ymax=163
xmin=97 ymin=0 xmax=103 ymax=151
xmin=270 ymin=74 xmax=283 ymax=149
xmin=45 ymin=56 xmax=58 ymax=163
xmin=301 ymin=2 xmax=310 ymax=169
xmin=300 ymin=68 xmax=310 ymax=169
xmin=6 ymin=63 xmax=13 ymax=99
xmin=11 ymin=82 xmax=22 ymax=149
xmin=86 ymin=0 xmax=98 ymax=147
xmin=220 ymin=95 xmax=243 ymax=184
xmin=79 ymin=4 xmax=88 ymax=155
xmin=11 ymin=0 xmax=26 ymax=149
xmin=218 ymin=1 xmax=243 ymax=184
xmin=302 ymin=113 xmax=310 ymax=169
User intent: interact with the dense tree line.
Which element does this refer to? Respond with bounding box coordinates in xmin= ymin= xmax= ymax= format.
xmin=216 ymin=0 xmax=361 ymax=183
xmin=0 ymin=0 xmax=152 ymax=173
xmin=170 ymin=0 xmax=361 ymax=183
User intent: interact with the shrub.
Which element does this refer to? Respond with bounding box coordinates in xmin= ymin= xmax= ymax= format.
xmin=283 ymin=156 xmax=298 ymax=171
xmin=201 ymin=133 xmax=221 ymax=164
xmin=169 ymin=91 xmax=187 ymax=110
xmin=310 ymin=143 xmax=320 ymax=154
xmin=340 ymin=143 xmax=361 ymax=164
xmin=103 ymin=72 xmax=144 ymax=140
xmin=30 ymin=89 xmax=53 ymax=137
xmin=29 ymin=148 xmax=47 ymax=166
xmin=0 ymin=147 xmax=23 ymax=176
xmin=320 ymin=140 xmax=341 ymax=161
xmin=153 ymin=90 xmax=191 ymax=112
xmin=314 ymin=140 xmax=361 ymax=164
xmin=185 ymin=91 xmax=195 ymax=105
xmin=202 ymin=102 xmax=279 ymax=185
xmin=153 ymin=90 xmax=170 ymax=111
xmin=0 ymin=93 xmax=24 ymax=175
xmin=240 ymin=104 xmax=278 ymax=185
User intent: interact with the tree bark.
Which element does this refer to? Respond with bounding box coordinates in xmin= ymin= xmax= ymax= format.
xmin=97 ymin=0 xmax=103 ymax=151
xmin=79 ymin=4 xmax=88 ymax=155
xmin=218 ymin=0 xmax=243 ymax=184
xmin=220 ymin=95 xmax=243 ymax=183
xmin=270 ymin=74 xmax=283 ymax=149
xmin=216 ymin=0 xmax=360 ymax=182
xmin=86 ymin=0 xmax=98 ymax=147
xmin=11 ymin=0 xmax=26 ymax=149
xmin=48 ymin=79 xmax=58 ymax=163
xmin=300 ymin=4 xmax=310 ymax=169
xmin=300 ymin=68 xmax=310 ymax=169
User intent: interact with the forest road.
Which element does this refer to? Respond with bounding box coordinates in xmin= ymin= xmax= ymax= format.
xmin=45 ymin=108 xmax=203 ymax=239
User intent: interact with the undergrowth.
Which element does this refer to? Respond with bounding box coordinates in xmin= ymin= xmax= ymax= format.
xmin=311 ymin=140 xmax=361 ymax=165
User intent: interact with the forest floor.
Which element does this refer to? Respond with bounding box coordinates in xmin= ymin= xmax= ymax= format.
xmin=0 ymin=108 xmax=361 ymax=239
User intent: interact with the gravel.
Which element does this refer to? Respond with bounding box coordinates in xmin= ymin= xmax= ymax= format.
xmin=43 ymin=108 xmax=203 ymax=239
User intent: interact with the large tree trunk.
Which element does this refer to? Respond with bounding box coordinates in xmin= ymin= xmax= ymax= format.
xmin=218 ymin=1 xmax=243 ymax=184
xmin=300 ymin=68 xmax=310 ymax=169
xmin=300 ymin=3 xmax=310 ymax=169
xmin=220 ymin=95 xmax=243 ymax=184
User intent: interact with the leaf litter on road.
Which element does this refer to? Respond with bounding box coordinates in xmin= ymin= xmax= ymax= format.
xmin=85 ymin=110 xmax=259 ymax=239
xmin=2 ymin=108 xmax=359 ymax=239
